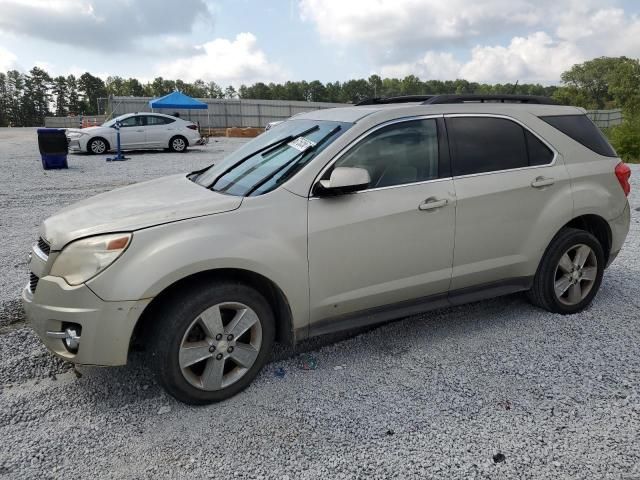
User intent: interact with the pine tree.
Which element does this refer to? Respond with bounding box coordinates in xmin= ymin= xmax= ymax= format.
xmin=52 ymin=76 xmax=68 ymax=116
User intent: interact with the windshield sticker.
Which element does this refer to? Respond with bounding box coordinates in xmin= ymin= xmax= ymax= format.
xmin=287 ymin=137 xmax=316 ymax=152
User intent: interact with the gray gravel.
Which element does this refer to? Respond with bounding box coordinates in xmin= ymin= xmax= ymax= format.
xmin=1 ymin=127 xmax=639 ymax=479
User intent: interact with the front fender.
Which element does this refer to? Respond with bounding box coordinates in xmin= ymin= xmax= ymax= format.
xmin=87 ymin=189 xmax=310 ymax=330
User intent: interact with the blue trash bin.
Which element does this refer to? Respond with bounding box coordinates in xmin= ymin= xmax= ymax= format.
xmin=37 ymin=128 xmax=69 ymax=170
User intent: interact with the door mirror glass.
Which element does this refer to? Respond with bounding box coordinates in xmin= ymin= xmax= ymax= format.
xmin=315 ymin=167 xmax=370 ymax=195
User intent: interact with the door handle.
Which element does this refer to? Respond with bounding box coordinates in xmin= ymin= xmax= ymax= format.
xmin=531 ymin=176 xmax=555 ymax=188
xmin=418 ymin=197 xmax=448 ymax=211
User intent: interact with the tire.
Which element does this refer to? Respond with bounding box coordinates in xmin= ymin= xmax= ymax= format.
xmin=527 ymin=228 xmax=605 ymax=314
xmin=87 ymin=137 xmax=109 ymax=155
xmin=169 ymin=135 xmax=188 ymax=153
xmin=149 ymin=281 xmax=275 ymax=404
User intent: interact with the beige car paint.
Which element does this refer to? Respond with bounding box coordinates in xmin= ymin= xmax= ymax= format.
xmin=22 ymin=102 xmax=631 ymax=367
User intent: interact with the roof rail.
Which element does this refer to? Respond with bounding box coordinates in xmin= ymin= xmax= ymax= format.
xmin=422 ymin=94 xmax=557 ymax=105
xmin=355 ymin=95 xmax=435 ymax=106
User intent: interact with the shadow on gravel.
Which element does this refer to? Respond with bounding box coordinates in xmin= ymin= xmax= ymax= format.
xmin=68 ymin=292 xmax=536 ymax=405
xmin=0 ymin=300 xmax=25 ymax=330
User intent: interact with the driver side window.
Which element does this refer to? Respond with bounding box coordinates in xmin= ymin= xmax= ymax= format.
xmin=332 ymin=119 xmax=439 ymax=189
xmin=118 ymin=116 xmax=139 ymax=128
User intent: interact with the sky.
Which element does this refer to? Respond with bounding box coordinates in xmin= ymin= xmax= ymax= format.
xmin=1 ymin=0 xmax=640 ymax=86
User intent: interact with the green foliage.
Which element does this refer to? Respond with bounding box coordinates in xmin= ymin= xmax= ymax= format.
xmin=606 ymin=116 xmax=640 ymax=162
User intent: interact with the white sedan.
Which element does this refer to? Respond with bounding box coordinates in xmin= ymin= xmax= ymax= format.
xmin=66 ymin=113 xmax=202 ymax=154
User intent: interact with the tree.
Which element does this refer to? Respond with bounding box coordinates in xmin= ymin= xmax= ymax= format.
xmin=560 ymin=57 xmax=630 ymax=109
xmin=22 ymin=67 xmax=52 ymax=126
xmin=224 ymin=85 xmax=237 ymax=99
xmin=66 ymin=74 xmax=81 ymax=114
xmin=78 ymin=72 xmax=107 ymax=114
xmin=52 ymin=76 xmax=68 ymax=116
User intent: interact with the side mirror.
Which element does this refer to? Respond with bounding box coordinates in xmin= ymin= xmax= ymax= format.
xmin=314 ymin=167 xmax=371 ymax=196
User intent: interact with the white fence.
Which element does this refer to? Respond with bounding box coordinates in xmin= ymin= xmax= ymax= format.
xmin=586 ymin=109 xmax=623 ymax=128
xmin=45 ymin=103 xmax=624 ymax=130
xmin=108 ymin=96 xmax=346 ymax=128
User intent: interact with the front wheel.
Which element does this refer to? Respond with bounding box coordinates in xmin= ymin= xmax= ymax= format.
xmin=169 ymin=135 xmax=188 ymax=153
xmin=149 ymin=281 xmax=275 ymax=404
xmin=87 ymin=137 xmax=108 ymax=154
xmin=527 ymin=228 xmax=605 ymax=314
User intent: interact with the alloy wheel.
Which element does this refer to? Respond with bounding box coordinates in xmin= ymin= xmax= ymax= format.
xmin=179 ymin=302 xmax=262 ymax=391
xmin=172 ymin=138 xmax=186 ymax=151
xmin=554 ymin=243 xmax=598 ymax=306
xmin=91 ymin=140 xmax=106 ymax=154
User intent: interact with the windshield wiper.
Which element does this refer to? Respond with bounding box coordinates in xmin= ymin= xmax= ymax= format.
xmin=208 ymin=125 xmax=320 ymax=189
xmin=246 ymin=125 xmax=342 ymax=196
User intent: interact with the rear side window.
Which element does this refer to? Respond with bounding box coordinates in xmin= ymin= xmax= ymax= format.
xmin=447 ymin=117 xmax=554 ymax=176
xmin=525 ymin=130 xmax=554 ymax=166
xmin=540 ymin=115 xmax=616 ymax=157
xmin=144 ymin=115 xmax=175 ymax=125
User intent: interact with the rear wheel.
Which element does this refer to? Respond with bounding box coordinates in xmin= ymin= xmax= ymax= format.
xmin=87 ymin=137 xmax=108 ymax=154
xmin=527 ymin=228 xmax=604 ymax=314
xmin=149 ymin=281 xmax=275 ymax=404
xmin=169 ymin=135 xmax=188 ymax=153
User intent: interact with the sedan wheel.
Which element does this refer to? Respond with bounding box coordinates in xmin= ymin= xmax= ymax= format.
xmin=554 ymin=244 xmax=597 ymax=306
xmin=88 ymin=138 xmax=107 ymax=154
xmin=179 ymin=302 xmax=262 ymax=391
xmin=170 ymin=136 xmax=187 ymax=152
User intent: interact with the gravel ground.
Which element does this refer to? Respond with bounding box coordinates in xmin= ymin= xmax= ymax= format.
xmin=1 ymin=127 xmax=639 ymax=479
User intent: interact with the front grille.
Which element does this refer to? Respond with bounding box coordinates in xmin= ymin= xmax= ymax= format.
xmin=37 ymin=237 xmax=51 ymax=256
xmin=29 ymin=273 xmax=39 ymax=293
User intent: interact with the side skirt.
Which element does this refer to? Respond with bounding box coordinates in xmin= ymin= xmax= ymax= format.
xmin=303 ymin=276 xmax=533 ymax=339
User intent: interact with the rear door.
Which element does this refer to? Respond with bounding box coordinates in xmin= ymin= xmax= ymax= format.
xmin=307 ymin=117 xmax=456 ymax=325
xmin=142 ymin=115 xmax=176 ymax=147
xmin=446 ymin=115 xmax=572 ymax=291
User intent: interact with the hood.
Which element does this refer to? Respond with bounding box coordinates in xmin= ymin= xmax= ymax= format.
xmin=66 ymin=126 xmax=104 ymax=135
xmin=41 ymin=174 xmax=242 ymax=249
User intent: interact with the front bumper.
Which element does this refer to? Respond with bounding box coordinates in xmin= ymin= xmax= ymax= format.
xmin=22 ymin=275 xmax=151 ymax=366
xmin=67 ymin=139 xmax=83 ymax=151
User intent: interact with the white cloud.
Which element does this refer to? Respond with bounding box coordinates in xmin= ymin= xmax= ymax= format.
xmin=381 ymin=52 xmax=462 ymax=80
xmin=0 ymin=46 xmax=18 ymax=71
xmin=301 ymin=0 xmax=640 ymax=83
xmin=300 ymin=0 xmax=542 ymax=57
xmin=156 ymin=33 xmax=285 ymax=86
xmin=0 ymin=0 xmax=212 ymax=52
xmin=460 ymin=32 xmax=583 ymax=83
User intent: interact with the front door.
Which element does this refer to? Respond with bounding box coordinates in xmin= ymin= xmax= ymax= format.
xmin=116 ymin=115 xmax=146 ymax=148
xmin=307 ymin=117 xmax=456 ymax=325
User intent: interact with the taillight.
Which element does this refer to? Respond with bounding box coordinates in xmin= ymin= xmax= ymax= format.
xmin=187 ymin=124 xmax=198 ymax=130
xmin=615 ymin=162 xmax=631 ymax=197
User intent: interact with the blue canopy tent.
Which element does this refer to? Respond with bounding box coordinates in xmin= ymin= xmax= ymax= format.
xmin=149 ymin=91 xmax=209 ymax=126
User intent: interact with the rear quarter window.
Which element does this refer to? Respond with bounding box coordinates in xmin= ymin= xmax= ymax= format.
xmin=540 ymin=114 xmax=617 ymax=157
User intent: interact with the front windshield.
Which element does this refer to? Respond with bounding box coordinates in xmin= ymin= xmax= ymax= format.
xmin=194 ymin=119 xmax=352 ymax=196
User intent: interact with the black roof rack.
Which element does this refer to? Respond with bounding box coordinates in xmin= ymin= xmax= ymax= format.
xmin=422 ymin=94 xmax=557 ymax=105
xmin=355 ymin=95 xmax=435 ymax=106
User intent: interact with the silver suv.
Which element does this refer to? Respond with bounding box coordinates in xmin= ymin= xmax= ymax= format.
xmin=23 ymin=95 xmax=631 ymax=404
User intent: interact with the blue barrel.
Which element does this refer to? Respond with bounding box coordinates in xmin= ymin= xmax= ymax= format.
xmin=37 ymin=128 xmax=68 ymax=169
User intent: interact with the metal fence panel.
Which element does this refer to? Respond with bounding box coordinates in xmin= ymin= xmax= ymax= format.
xmin=586 ymin=109 xmax=623 ymax=128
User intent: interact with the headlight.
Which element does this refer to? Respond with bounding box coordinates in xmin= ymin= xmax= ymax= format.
xmin=50 ymin=233 xmax=132 ymax=286
xmin=66 ymin=131 xmax=86 ymax=139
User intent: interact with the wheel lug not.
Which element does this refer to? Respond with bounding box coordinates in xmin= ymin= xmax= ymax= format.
xmin=208 ymin=345 xmax=216 ymax=353
xmin=227 ymin=334 xmax=234 ymax=341
xmin=216 ymin=353 xmax=223 ymax=360
xmin=227 ymin=346 xmax=234 ymax=353
xmin=215 ymin=334 xmax=223 ymax=341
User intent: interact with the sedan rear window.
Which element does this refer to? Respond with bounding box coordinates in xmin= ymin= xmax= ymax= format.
xmin=540 ymin=114 xmax=617 ymax=157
